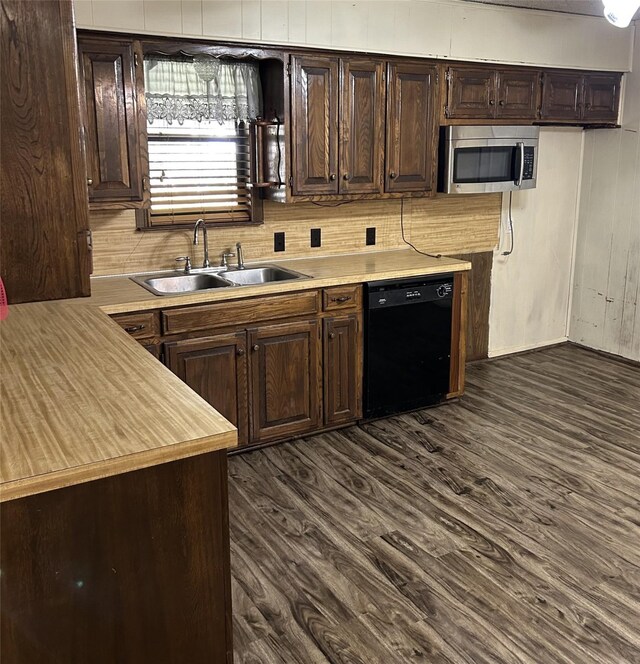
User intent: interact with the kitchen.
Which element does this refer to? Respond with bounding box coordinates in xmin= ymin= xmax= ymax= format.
xmin=1 ymin=0 xmax=639 ymax=662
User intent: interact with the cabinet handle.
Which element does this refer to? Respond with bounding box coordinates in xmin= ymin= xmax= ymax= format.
xmin=343 ymin=173 xmax=350 ymax=181
xmin=331 ymin=295 xmax=352 ymax=303
xmin=489 ymin=99 xmax=495 ymax=106
xmin=124 ymin=324 xmax=145 ymax=334
xmin=499 ymin=100 xmax=505 ymax=106
xmin=87 ymin=178 xmax=93 ymax=186
xmin=237 ymin=348 xmax=245 ymax=356
xmin=390 ymin=172 xmax=397 ymax=179
xmin=329 ymin=173 xmax=336 ymax=181
xmin=328 ymin=332 xmax=336 ymax=339
xmin=253 ymin=344 xmax=260 ymax=351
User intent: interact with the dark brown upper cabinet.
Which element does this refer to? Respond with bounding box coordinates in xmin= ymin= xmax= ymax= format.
xmin=540 ymin=71 xmax=621 ymax=123
xmin=386 ymin=62 xmax=439 ymax=194
xmin=78 ymin=36 xmax=148 ymax=208
xmin=290 ymin=55 xmax=385 ymax=197
xmin=444 ymin=65 xmax=540 ymax=122
xmin=339 ymin=59 xmax=385 ymax=194
xmin=290 ymin=55 xmax=340 ymax=195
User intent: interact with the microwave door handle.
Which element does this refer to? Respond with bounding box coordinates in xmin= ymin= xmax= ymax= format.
xmin=515 ymin=142 xmax=525 ymax=187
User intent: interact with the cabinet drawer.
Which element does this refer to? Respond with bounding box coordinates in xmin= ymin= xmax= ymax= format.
xmin=322 ymin=285 xmax=362 ymax=312
xmin=162 ymin=290 xmax=321 ymax=335
xmin=111 ymin=311 xmax=160 ymax=340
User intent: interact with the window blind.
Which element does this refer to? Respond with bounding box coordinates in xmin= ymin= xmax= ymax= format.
xmin=148 ymin=123 xmax=252 ymax=226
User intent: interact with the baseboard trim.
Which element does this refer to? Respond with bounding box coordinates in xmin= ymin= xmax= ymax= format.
xmin=488 ymin=337 xmax=569 ymax=358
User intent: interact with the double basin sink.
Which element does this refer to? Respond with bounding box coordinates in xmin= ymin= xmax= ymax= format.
xmin=131 ymin=265 xmax=310 ymax=296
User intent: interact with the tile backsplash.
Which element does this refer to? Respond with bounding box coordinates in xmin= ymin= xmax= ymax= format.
xmin=89 ymin=195 xmax=501 ymax=276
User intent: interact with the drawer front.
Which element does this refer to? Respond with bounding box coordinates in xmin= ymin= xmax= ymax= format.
xmin=111 ymin=311 xmax=160 ymax=340
xmin=322 ymin=285 xmax=362 ymax=312
xmin=162 ymin=290 xmax=321 ymax=336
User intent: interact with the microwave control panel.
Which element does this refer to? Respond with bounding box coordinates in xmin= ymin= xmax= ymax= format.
xmin=522 ymin=147 xmax=535 ymax=180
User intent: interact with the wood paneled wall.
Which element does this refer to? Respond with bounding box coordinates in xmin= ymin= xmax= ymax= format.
xmin=570 ymin=36 xmax=640 ymax=362
xmin=89 ymin=195 xmax=501 ymax=276
xmin=71 ymin=0 xmax=633 ymax=73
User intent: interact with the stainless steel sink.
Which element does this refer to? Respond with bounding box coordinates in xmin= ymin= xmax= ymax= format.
xmin=218 ymin=265 xmax=309 ymax=285
xmin=131 ymin=271 xmax=234 ymax=296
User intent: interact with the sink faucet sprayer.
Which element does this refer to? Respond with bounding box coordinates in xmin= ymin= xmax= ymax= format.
xmin=236 ymin=242 xmax=245 ymax=269
xmin=193 ymin=219 xmax=210 ymax=268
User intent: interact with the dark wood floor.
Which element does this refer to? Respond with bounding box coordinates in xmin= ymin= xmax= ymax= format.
xmin=228 ymin=343 xmax=640 ymax=664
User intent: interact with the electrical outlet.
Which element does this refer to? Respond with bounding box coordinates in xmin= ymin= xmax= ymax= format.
xmin=366 ymin=227 xmax=376 ymax=246
xmin=310 ymin=228 xmax=321 ymax=248
xmin=274 ymin=231 xmax=285 ymax=252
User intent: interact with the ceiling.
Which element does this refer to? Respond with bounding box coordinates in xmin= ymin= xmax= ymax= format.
xmin=463 ymin=0 xmax=640 ymax=21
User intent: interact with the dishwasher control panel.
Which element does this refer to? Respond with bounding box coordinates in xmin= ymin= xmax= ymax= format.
xmin=367 ymin=274 xmax=454 ymax=309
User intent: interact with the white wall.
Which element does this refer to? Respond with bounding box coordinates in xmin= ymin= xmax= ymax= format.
xmin=73 ymin=0 xmax=634 ymax=71
xmin=488 ymin=128 xmax=584 ymax=356
xmin=570 ymin=30 xmax=640 ymax=362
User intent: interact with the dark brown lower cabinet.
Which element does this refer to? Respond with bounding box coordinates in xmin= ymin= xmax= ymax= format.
xmin=0 ymin=452 xmax=233 ymax=664
xmin=324 ymin=314 xmax=362 ymax=425
xmin=165 ymin=331 xmax=249 ymax=446
xmin=249 ymin=319 xmax=322 ymax=443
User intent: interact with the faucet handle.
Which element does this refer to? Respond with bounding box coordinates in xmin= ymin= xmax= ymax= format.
xmin=175 ymin=256 xmax=192 ymax=273
xmin=220 ymin=251 xmax=235 ymax=268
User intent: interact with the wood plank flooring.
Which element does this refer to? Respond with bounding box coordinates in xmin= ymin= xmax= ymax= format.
xmin=228 ymin=343 xmax=640 ymax=663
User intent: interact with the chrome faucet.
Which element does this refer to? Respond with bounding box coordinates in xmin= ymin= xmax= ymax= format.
xmin=236 ymin=242 xmax=245 ymax=269
xmin=193 ymin=218 xmax=210 ymax=268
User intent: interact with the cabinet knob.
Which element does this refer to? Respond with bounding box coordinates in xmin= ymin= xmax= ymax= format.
xmin=390 ymin=172 xmax=397 ymax=179
xmin=237 ymin=348 xmax=245 ymax=356
xmin=87 ymin=178 xmax=93 ymax=186
xmin=328 ymin=332 xmax=336 ymax=339
xmin=329 ymin=173 xmax=336 ymax=181
xmin=252 ymin=344 xmax=260 ymax=351
xmin=343 ymin=173 xmax=350 ymax=181
xmin=489 ymin=99 xmax=495 ymax=106
xmin=499 ymin=100 xmax=505 ymax=106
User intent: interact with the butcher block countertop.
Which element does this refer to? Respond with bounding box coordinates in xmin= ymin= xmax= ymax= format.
xmin=86 ymin=250 xmax=472 ymax=314
xmin=0 ymin=301 xmax=237 ymax=502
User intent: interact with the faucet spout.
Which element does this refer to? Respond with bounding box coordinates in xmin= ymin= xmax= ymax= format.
xmin=193 ymin=218 xmax=210 ymax=268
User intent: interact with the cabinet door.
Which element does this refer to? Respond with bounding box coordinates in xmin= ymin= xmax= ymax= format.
xmin=582 ymin=73 xmax=621 ymax=122
xmin=79 ymin=38 xmax=146 ymax=205
xmin=165 ymin=332 xmax=249 ymax=446
xmin=386 ymin=62 xmax=439 ymax=193
xmin=324 ymin=314 xmax=362 ymax=425
xmin=249 ymin=320 xmax=322 ymax=443
xmin=496 ymin=69 xmax=540 ymax=120
xmin=339 ymin=59 xmax=385 ymax=194
xmin=1 ymin=0 xmax=91 ymax=303
xmin=291 ymin=56 xmax=340 ymax=195
xmin=446 ymin=66 xmax=496 ymax=120
xmin=540 ymin=72 xmax=582 ymax=121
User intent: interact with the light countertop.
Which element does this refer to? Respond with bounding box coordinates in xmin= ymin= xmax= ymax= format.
xmin=1 ymin=249 xmax=471 ymax=502
xmin=0 ymin=302 xmax=237 ymax=502
xmin=85 ymin=249 xmax=472 ymax=314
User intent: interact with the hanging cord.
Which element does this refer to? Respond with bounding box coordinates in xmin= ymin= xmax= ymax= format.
xmin=502 ymin=191 xmax=515 ymax=256
xmin=400 ymin=198 xmax=442 ymax=259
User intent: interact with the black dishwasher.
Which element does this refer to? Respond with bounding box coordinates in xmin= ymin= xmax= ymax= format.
xmin=364 ymin=274 xmax=453 ymax=419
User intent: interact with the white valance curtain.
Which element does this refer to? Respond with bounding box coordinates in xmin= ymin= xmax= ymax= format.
xmin=144 ymin=56 xmax=262 ymax=125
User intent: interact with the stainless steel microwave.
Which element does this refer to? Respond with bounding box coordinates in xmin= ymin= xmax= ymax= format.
xmin=438 ymin=125 xmax=539 ymax=194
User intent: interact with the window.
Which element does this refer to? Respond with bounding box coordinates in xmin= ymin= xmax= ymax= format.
xmin=140 ymin=55 xmax=263 ymax=229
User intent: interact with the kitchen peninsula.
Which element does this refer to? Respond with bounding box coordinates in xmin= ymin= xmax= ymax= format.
xmin=0 ymin=302 xmax=237 ymax=662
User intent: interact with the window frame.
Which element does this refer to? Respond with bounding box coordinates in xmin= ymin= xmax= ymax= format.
xmin=135 ymin=40 xmax=285 ymax=231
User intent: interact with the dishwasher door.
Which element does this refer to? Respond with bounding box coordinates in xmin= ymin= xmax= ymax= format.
xmin=364 ymin=276 xmax=453 ymax=419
